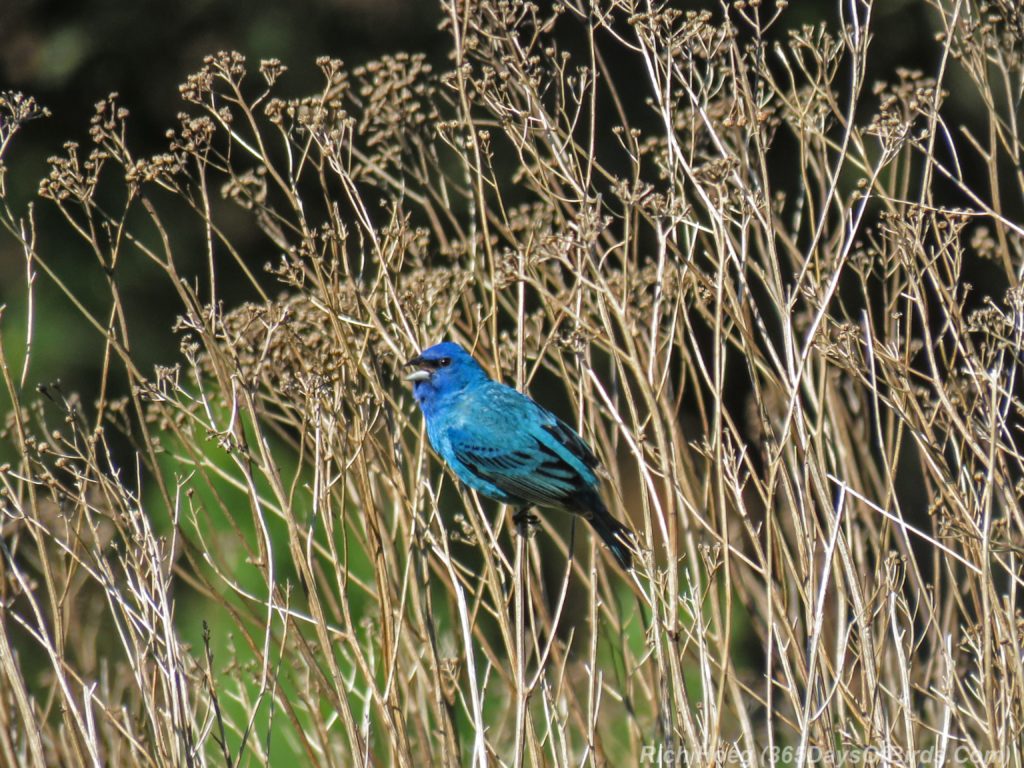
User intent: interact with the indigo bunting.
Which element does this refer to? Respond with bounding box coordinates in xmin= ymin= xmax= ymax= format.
xmin=405 ymin=341 xmax=637 ymax=570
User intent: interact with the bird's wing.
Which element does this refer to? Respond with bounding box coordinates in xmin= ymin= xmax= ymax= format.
xmin=537 ymin=415 xmax=600 ymax=472
xmin=445 ymin=383 xmax=600 ymax=508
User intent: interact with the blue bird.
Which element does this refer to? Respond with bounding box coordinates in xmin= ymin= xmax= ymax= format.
xmin=405 ymin=341 xmax=636 ymax=570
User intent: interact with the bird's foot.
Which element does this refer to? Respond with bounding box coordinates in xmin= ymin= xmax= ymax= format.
xmin=512 ymin=508 xmax=539 ymax=536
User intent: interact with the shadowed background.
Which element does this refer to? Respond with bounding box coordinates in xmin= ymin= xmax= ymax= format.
xmin=0 ymin=0 xmax=974 ymax=404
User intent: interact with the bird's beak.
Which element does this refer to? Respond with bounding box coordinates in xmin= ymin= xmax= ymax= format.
xmin=404 ymin=355 xmax=431 ymax=382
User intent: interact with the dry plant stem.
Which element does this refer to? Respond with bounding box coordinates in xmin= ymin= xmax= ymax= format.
xmin=512 ymin=520 xmax=527 ymax=768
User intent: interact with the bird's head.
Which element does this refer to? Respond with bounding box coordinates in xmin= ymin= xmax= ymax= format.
xmin=404 ymin=341 xmax=489 ymax=409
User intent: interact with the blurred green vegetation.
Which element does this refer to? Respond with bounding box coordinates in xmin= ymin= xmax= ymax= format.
xmin=1 ymin=0 xmax=447 ymax=405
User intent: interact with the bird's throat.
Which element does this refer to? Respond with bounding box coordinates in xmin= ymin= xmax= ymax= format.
xmin=415 ymin=380 xmax=466 ymax=420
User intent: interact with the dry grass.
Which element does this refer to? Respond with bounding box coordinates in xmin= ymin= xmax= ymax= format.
xmin=1 ymin=0 xmax=1024 ymax=765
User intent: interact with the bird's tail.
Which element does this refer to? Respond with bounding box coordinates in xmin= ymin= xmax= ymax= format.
xmin=585 ymin=497 xmax=637 ymax=571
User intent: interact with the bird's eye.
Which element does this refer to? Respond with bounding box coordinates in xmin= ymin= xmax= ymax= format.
xmin=438 ymin=357 xmax=452 ymax=367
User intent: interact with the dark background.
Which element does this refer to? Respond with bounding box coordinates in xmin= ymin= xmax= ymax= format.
xmin=1 ymin=0 xmax=449 ymax=397
xmin=0 ymin=0 xmax=967 ymax=403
